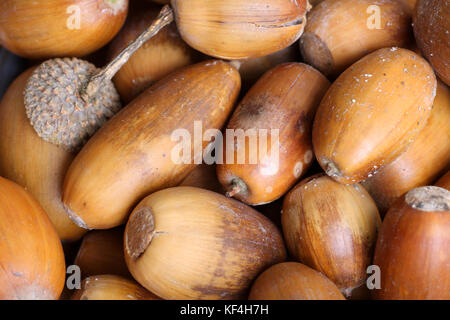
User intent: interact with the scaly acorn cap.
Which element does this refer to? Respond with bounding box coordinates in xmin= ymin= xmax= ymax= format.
xmin=24 ymin=58 xmax=121 ymax=151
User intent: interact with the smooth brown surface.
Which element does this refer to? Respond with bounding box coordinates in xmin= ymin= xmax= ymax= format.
xmin=313 ymin=47 xmax=436 ymax=183
xmin=172 ymin=0 xmax=308 ymax=59
xmin=300 ymin=0 xmax=412 ymax=77
xmin=0 ymin=0 xmax=128 ymax=59
xmin=436 ymin=171 xmax=450 ymax=190
xmin=373 ymin=186 xmax=450 ymax=299
xmin=0 ymin=68 xmax=85 ymax=241
xmin=179 ymin=163 xmax=225 ymax=194
xmin=0 ymin=176 xmax=65 ymax=299
xmin=71 ymin=275 xmax=160 ymax=300
xmin=109 ymin=2 xmax=197 ymax=103
xmin=362 ymin=81 xmax=450 ymax=213
xmin=124 ymin=186 xmax=286 ymax=300
xmin=74 ymin=228 xmax=131 ymax=279
xmin=413 ymin=0 xmax=450 ymax=86
xmin=282 ymin=174 xmax=381 ymax=296
xmin=248 ymin=262 xmax=345 ymax=300
xmin=217 ymin=63 xmax=330 ymax=205
xmin=63 ymin=60 xmax=241 ymax=229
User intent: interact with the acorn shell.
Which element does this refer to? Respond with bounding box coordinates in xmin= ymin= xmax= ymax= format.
xmin=0 ymin=0 xmax=128 ymax=59
xmin=373 ymin=186 xmax=450 ymax=300
xmin=312 ymin=47 xmax=436 ymax=183
xmin=436 ymin=171 xmax=450 ymax=190
xmin=179 ymin=163 xmax=225 ymax=194
xmin=172 ymin=0 xmax=308 ymax=59
xmin=0 ymin=176 xmax=65 ymax=300
xmin=0 ymin=68 xmax=85 ymax=241
xmin=124 ymin=186 xmax=286 ymax=300
xmin=362 ymin=81 xmax=450 ymax=214
xmin=413 ymin=0 xmax=450 ymax=86
xmin=281 ymin=174 xmax=381 ymax=296
xmin=217 ymin=63 xmax=330 ymax=205
xmin=248 ymin=262 xmax=345 ymax=300
xmin=300 ymin=0 xmax=412 ymax=77
xmin=62 ymin=60 xmax=241 ymax=230
xmin=71 ymin=275 xmax=159 ymax=300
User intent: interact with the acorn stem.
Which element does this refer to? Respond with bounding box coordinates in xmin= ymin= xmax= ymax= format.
xmin=82 ymin=5 xmax=174 ymax=101
xmin=226 ymin=178 xmax=248 ymax=198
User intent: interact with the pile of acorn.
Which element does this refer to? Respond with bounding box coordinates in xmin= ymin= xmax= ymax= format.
xmin=0 ymin=0 xmax=448 ymax=300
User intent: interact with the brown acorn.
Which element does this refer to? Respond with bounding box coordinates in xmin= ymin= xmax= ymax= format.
xmin=124 ymin=186 xmax=286 ymax=300
xmin=217 ymin=63 xmax=330 ymax=205
xmin=373 ymin=186 xmax=450 ymax=300
xmin=179 ymin=164 xmax=225 ymax=194
xmin=313 ymin=47 xmax=436 ymax=184
xmin=0 ymin=68 xmax=85 ymax=241
xmin=108 ymin=2 xmax=197 ymax=103
xmin=300 ymin=0 xmax=412 ymax=77
xmin=71 ymin=275 xmax=160 ymax=300
xmin=0 ymin=0 xmax=128 ymax=59
xmin=413 ymin=0 xmax=450 ymax=86
xmin=74 ymin=228 xmax=131 ymax=279
xmin=248 ymin=262 xmax=345 ymax=300
xmin=362 ymin=81 xmax=450 ymax=214
xmin=282 ymin=174 xmax=381 ymax=297
xmin=0 ymin=176 xmax=66 ymax=300
xmin=436 ymin=171 xmax=450 ymax=190
xmin=62 ymin=60 xmax=241 ymax=230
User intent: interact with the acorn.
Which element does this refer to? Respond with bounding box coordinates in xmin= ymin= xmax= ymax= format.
xmin=313 ymin=47 xmax=436 ymax=184
xmin=0 ymin=176 xmax=65 ymax=300
xmin=124 ymin=186 xmax=286 ymax=300
xmin=71 ymin=275 xmax=160 ymax=300
xmin=362 ymin=81 xmax=450 ymax=214
xmin=179 ymin=164 xmax=225 ymax=194
xmin=300 ymin=0 xmax=412 ymax=77
xmin=282 ymin=174 xmax=381 ymax=297
xmin=108 ymin=2 xmax=197 ymax=103
xmin=217 ymin=63 xmax=330 ymax=205
xmin=118 ymin=0 xmax=309 ymax=60
xmin=248 ymin=262 xmax=345 ymax=300
xmin=413 ymin=0 xmax=450 ymax=86
xmin=436 ymin=171 xmax=450 ymax=190
xmin=0 ymin=0 xmax=128 ymax=59
xmin=0 ymin=68 xmax=85 ymax=241
xmin=399 ymin=0 xmax=417 ymax=14
xmin=62 ymin=60 xmax=241 ymax=230
xmin=373 ymin=186 xmax=450 ymax=300
xmin=74 ymin=228 xmax=131 ymax=279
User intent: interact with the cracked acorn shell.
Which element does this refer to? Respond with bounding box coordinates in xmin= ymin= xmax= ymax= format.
xmin=172 ymin=0 xmax=309 ymax=59
xmin=300 ymin=0 xmax=412 ymax=77
xmin=413 ymin=0 xmax=450 ymax=86
xmin=312 ymin=47 xmax=437 ymax=184
xmin=0 ymin=68 xmax=85 ymax=241
xmin=248 ymin=262 xmax=345 ymax=300
xmin=281 ymin=174 xmax=381 ymax=297
xmin=0 ymin=176 xmax=65 ymax=300
xmin=217 ymin=63 xmax=330 ymax=205
xmin=71 ymin=275 xmax=160 ymax=300
xmin=0 ymin=0 xmax=128 ymax=59
xmin=124 ymin=186 xmax=286 ymax=300
xmin=373 ymin=186 xmax=450 ymax=300
xmin=108 ymin=2 xmax=197 ymax=103
xmin=62 ymin=60 xmax=241 ymax=230
xmin=436 ymin=171 xmax=450 ymax=190
xmin=362 ymin=81 xmax=450 ymax=214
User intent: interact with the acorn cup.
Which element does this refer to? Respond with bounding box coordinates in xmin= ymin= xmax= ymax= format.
xmin=313 ymin=47 xmax=436 ymax=184
xmin=62 ymin=60 xmax=241 ymax=230
xmin=248 ymin=262 xmax=345 ymax=300
xmin=300 ymin=0 xmax=412 ymax=77
xmin=108 ymin=2 xmax=198 ymax=103
xmin=0 ymin=0 xmax=128 ymax=59
xmin=217 ymin=63 xmax=330 ymax=205
xmin=74 ymin=228 xmax=131 ymax=279
xmin=413 ymin=0 xmax=450 ymax=86
xmin=373 ymin=186 xmax=450 ymax=300
xmin=0 ymin=176 xmax=66 ymax=300
xmin=71 ymin=275 xmax=160 ymax=300
xmin=124 ymin=187 xmax=286 ymax=300
xmin=436 ymin=171 xmax=450 ymax=191
xmin=281 ymin=174 xmax=381 ymax=297
xmin=362 ymin=81 xmax=450 ymax=214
